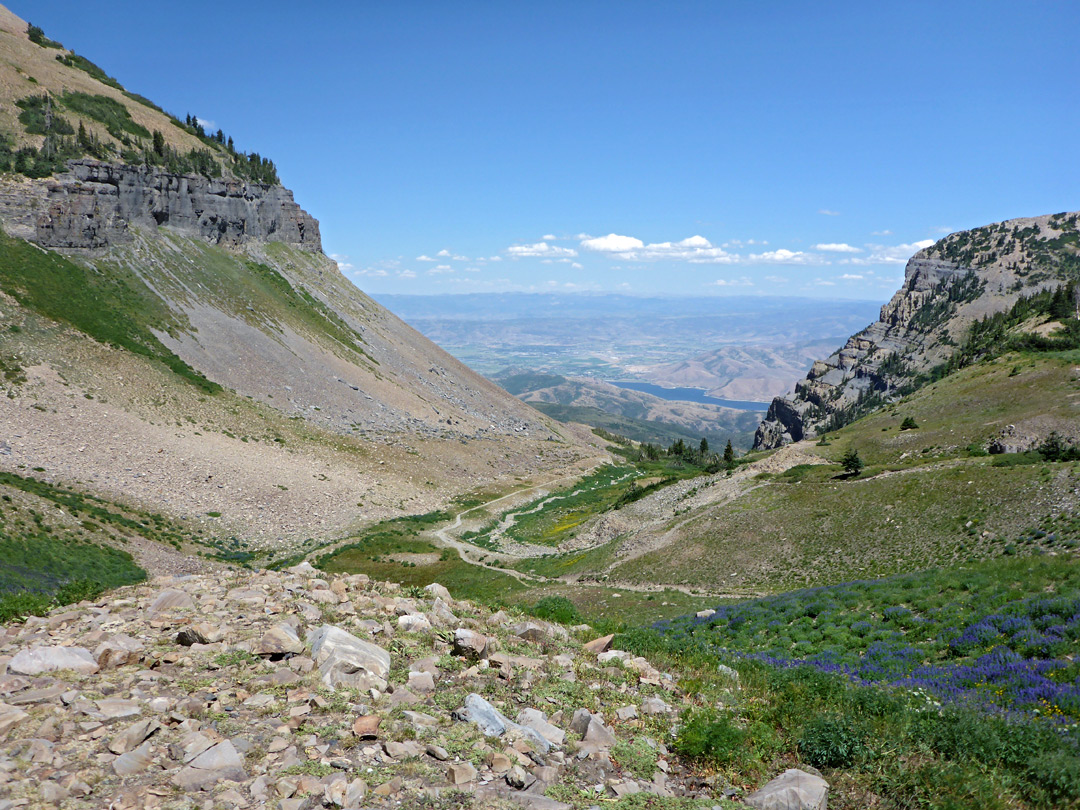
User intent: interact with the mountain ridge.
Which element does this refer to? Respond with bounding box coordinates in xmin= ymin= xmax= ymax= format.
xmin=754 ymin=211 xmax=1080 ymax=448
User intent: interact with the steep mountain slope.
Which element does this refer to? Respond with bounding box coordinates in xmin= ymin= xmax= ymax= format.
xmin=0 ymin=6 xmax=599 ymax=554
xmin=755 ymin=212 xmax=1080 ymax=448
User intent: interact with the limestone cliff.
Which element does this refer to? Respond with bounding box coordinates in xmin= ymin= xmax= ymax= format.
xmin=0 ymin=160 xmax=321 ymax=251
xmin=754 ymin=211 xmax=1080 ymax=449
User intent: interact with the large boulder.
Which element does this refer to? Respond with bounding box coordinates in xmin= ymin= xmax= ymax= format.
xmin=455 ymin=693 xmax=551 ymax=753
xmin=147 ymin=588 xmax=195 ymax=617
xmin=9 ymin=646 xmax=99 ymax=676
xmin=745 ymin=769 xmax=829 ymax=810
xmin=254 ymin=624 xmax=304 ymax=657
xmin=172 ymin=740 xmax=248 ymax=791
xmin=308 ymin=625 xmax=390 ymax=692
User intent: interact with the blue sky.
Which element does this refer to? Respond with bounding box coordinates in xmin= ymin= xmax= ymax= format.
xmin=17 ymin=1 xmax=1080 ymax=299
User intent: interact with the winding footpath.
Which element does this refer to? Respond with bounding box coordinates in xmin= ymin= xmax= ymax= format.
xmin=424 ymin=442 xmax=828 ymax=599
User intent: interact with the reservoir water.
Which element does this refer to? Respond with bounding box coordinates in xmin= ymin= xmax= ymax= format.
xmin=607 ymin=381 xmax=769 ymax=411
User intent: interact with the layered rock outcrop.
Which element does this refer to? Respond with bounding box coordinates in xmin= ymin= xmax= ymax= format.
xmin=755 ymin=211 xmax=1080 ymax=448
xmin=0 ymin=160 xmax=321 ymax=251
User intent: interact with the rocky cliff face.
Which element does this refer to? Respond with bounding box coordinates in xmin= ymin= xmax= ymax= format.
xmin=0 ymin=160 xmax=321 ymax=251
xmin=754 ymin=211 xmax=1080 ymax=449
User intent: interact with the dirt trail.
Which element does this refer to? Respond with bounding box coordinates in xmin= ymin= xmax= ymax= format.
xmin=605 ymin=443 xmax=827 ymax=569
xmin=422 ymin=442 xmax=826 ymax=597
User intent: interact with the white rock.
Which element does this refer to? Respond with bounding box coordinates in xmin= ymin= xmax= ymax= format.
xmin=308 ymin=625 xmax=390 ymax=692
xmin=9 ymin=646 xmax=99 ymax=676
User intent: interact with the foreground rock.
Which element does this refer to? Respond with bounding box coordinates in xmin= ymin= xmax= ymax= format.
xmin=0 ymin=569 xmax=800 ymax=808
xmin=308 ymin=624 xmax=391 ymax=691
xmin=746 ymin=768 xmax=830 ymax=810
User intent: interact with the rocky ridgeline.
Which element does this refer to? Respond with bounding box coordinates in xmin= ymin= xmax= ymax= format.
xmin=754 ymin=211 xmax=1080 ymax=448
xmin=0 ymin=567 xmax=828 ymax=810
xmin=0 ymin=160 xmax=321 ymax=252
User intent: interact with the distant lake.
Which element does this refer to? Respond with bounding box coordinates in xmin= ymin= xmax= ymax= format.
xmin=608 ymin=381 xmax=769 ymax=412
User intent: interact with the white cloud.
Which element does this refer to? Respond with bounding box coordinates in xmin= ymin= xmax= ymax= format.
xmin=580 ymin=233 xmax=645 ymax=253
xmin=814 ymin=243 xmax=861 ymax=253
xmin=506 ymin=241 xmax=578 ymax=258
xmin=436 ymin=249 xmax=469 ymax=261
xmin=930 ymin=226 xmax=953 ymax=234
xmin=871 ymin=229 xmax=893 ymax=236
xmin=764 ymin=275 xmax=787 ymax=284
xmin=847 ymin=239 xmax=936 ymax=265
xmin=840 ymin=273 xmax=864 ymax=280
xmin=571 ymin=262 xmax=583 ymax=269
xmin=710 ymin=277 xmax=754 ymax=287
xmin=580 ymin=233 xmax=737 ymax=263
xmin=814 ymin=278 xmax=836 ymax=286
xmin=748 ymin=248 xmax=816 ymax=264
xmin=399 ymin=270 xmax=417 ymax=279
xmin=818 ymin=209 xmax=841 ymax=216
xmin=487 ymin=256 xmax=503 ymax=262
xmin=196 ymin=117 xmax=216 ymax=131
xmin=427 ymin=265 xmax=454 ymax=275
xmin=541 ymin=234 xmax=557 ymax=241
xmin=464 ymin=266 xmax=481 ymax=273
xmin=416 ymin=254 xmax=436 ymax=262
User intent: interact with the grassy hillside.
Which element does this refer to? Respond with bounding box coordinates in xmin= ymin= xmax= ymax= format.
xmin=0 ymin=8 xmax=278 ymax=180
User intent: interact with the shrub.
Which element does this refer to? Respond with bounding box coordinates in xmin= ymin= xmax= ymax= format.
xmin=611 ymin=738 xmax=658 ymax=780
xmin=529 ymin=595 xmax=583 ymax=626
xmin=1026 ymin=750 xmax=1080 ymax=805
xmin=840 ymin=448 xmax=863 ymax=475
xmin=797 ymin=714 xmax=867 ymax=768
xmin=900 ymin=416 xmax=919 ymax=430
xmin=62 ymin=92 xmax=149 ymax=139
xmin=673 ymin=709 xmax=746 ymax=765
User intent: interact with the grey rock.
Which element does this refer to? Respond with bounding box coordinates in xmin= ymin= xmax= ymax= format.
xmin=453 ymin=628 xmax=490 ymax=660
xmin=506 ymin=764 xmax=534 ymax=789
xmin=175 ymin=628 xmax=209 ymax=647
xmin=147 ymin=588 xmax=195 ymax=617
xmin=423 ymin=583 xmax=452 ymax=602
xmin=112 ymin=741 xmax=155 ymax=776
xmin=640 ymin=697 xmax=672 ymax=715
xmin=94 ymin=635 xmax=144 ymax=669
xmin=108 ymin=718 xmax=161 ymax=754
xmin=456 ymin=693 xmax=551 ymax=752
xmin=447 ymin=762 xmax=477 ymax=784
xmin=172 ymin=740 xmax=248 ymax=791
xmin=517 ymin=708 xmax=566 ymax=746
xmin=9 ymin=646 xmax=99 ymax=675
xmin=27 ymin=161 xmax=321 ymax=252
xmin=307 ymin=625 xmax=390 ymax=692
xmin=510 ymin=620 xmax=568 ymax=643
xmin=745 ymin=768 xmax=829 ymax=810
xmin=255 ymin=624 xmax=304 ymax=657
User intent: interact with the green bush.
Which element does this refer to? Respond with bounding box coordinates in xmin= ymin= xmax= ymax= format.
xmin=62 ymin=92 xmax=149 ymax=139
xmin=672 ymin=709 xmax=746 ymax=766
xmin=1026 ymin=750 xmax=1080 ymax=805
xmin=529 ymin=595 xmax=583 ymax=626
xmin=798 ymin=715 xmax=867 ymax=768
xmin=56 ymin=52 xmax=123 ymax=90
